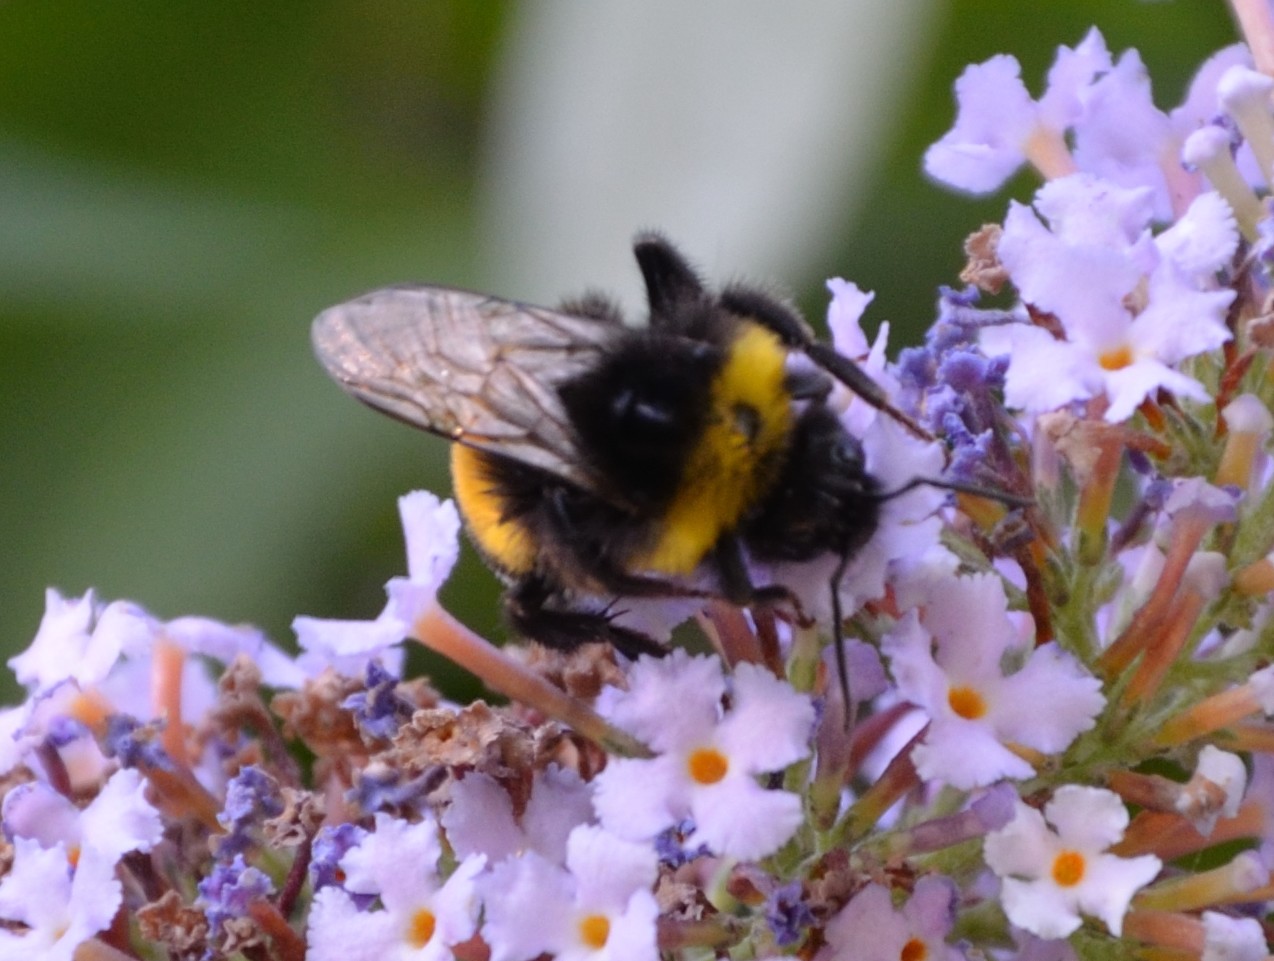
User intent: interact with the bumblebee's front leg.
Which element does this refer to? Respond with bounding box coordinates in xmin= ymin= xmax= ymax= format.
xmin=713 ymin=534 xmax=807 ymax=623
xmin=504 ymin=574 xmax=666 ymax=660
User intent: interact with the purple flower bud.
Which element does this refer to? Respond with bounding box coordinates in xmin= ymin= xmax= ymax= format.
xmin=198 ymin=854 xmax=275 ymax=938
xmin=214 ymin=766 xmax=284 ymax=859
xmin=341 ymin=660 xmax=414 ymax=741
xmin=310 ymin=822 xmax=368 ymax=893
xmin=766 ymin=881 xmax=814 ymax=947
xmin=101 ymin=714 xmax=173 ymax=772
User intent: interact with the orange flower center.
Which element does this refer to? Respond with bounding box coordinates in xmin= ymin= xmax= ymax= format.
xmin=687 ymin=747 xmax=729 ymax=784
xmin=1098 ymin=345 xmax=1133 ymax=371
xmin=1051 ymin=850 xmax=1086 ymax=887
xmin=579 ymin=914 xmax=611 ymax=949
xmin=901 ymin=938 xmax=929 ymax=961
xmin=947 ymin=685 xmax=987 ymax=720
xmin=407 ymin=908 xmax=437 ymax=948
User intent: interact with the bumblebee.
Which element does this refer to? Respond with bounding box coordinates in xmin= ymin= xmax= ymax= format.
xmin=313 ymin=235 xmax=908 ymax=667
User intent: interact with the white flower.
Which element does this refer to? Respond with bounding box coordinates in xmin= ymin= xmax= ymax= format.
xmin=985 ymin=786 xmax=1161 ymax=938
xmin=1185 ymin=746 xmax=1246 ymax=836
xmin=883 ymin=572 xmax=1104 ymax=789
xmin=442 ymin=766 xmax=594 ymax=864
xmin=0 ymin=840 xmax=121 ymax=961
xmin=779 ymin=292 xmax=953 ymax=620
xmin=8 ymin=589 xmax=104 ymax=691
xmin=593 ymin=652 xmax=813 ymax=860
xmin=989 ymin=174 xmax=1234 ymax=422
xmin=293 ymin=610 xmax=408 ymax=678
xmin=2 ymin=767 xmax=161 ymax=866
xmin=306 ymin=812 xmax=483 ymax=961
xmin=11 ymin=588 xmax=302 ymax=695
xmin=480 ymin=825 xmax=658 ymax=961
xmin=296 ymin=491 xmax=461 ymax=677
xmin=385 ymin=491 xmax=462 ymax=626
xmin=816 ymin=876 xmax=963 ymax=961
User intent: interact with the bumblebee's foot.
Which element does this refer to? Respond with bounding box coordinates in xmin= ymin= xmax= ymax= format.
xmin=750 ymin=584 xmax=810 ymax=627
xmin=507 ymin=600 xmax=665 ymax=660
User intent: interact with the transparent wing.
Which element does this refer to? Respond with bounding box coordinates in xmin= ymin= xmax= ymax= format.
xmin=312 ymin=284 xmax=620 ymax=491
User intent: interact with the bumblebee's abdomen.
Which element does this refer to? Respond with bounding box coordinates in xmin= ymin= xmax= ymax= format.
xmin=638 ymin=322 xmax=793 ymax=574
xmin=450 ymin=444 xmax=538 ymax=577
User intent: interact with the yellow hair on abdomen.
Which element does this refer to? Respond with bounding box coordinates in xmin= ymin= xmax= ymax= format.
xmin=450 ymin=444 xmax=537 ymax=576
xmin=638 ymin=322 xmax=792 ymax=574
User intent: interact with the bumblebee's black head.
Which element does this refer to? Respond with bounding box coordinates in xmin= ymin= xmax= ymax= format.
xmin=744 ymin=404 xmax=881 ymax=565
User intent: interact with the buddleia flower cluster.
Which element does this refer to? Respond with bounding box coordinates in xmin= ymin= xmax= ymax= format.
xmin=9 ymin=16 xmax=1274 ymax=961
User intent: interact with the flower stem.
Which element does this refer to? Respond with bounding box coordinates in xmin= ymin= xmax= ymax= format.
xmin=411 ymin=603 xmax=650 ymax=757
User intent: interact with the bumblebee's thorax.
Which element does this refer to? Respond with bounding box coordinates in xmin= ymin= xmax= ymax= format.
xmin=559 ymin=318 xmax=793 ymax=576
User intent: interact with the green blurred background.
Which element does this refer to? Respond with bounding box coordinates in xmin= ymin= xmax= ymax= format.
xmin=0 ymin=1 xmax=1234 ymax=699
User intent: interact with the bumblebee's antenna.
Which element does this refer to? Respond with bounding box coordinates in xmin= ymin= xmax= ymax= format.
xmin=874 ymin=476 xmax=1033 ymax=509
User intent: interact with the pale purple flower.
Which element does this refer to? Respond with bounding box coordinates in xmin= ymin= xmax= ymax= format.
xmin=1201 ymin=910 xmax=1268 ymax=961
xmin=925 ymin=29 xmax=1111 ymax=193
xmin=594 ymin=652 xmax=813 ymax=860
xmin=480 ymin=824 xmax=658 ymax=961
xmin=816 ymin=876 xmax=964 ymax=961
xmin=0 ymin=840 xmax=121 ymax=961
xmin=987 ymin=174 xmax=1234 ymax=421
xmin=307 ymin=812 xmax=484 ymax=961
xmin=985 ymin=786 xmax=1161 ymax=938
xmin=883 ymin=572 xmax=1104 ymax=789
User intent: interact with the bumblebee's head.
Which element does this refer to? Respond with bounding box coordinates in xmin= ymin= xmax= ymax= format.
xmin=744 ymin=405 xmax=882 ymax=565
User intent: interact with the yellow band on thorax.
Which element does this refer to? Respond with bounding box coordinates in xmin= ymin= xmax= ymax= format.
xmin=638 ymin=322 xmax=792 ymax=574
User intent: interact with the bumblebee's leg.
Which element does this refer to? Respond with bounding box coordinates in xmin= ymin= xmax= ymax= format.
xmin=713 ymin=534 xmax=805 ymax=619
xmin=828 ymin=552 xmax=853 ymax=726
xmin=633 ymin=233 xmax=706 ymax=321
xmin=557 ymin=291 xmax=626 ymax=326
xmin=504 ymin=575 xmax=665 ymax=660
xmin=714 ymin=534 xmax=754 ymax=607
xmin=719 ymin=285 xmax=814 ymax=346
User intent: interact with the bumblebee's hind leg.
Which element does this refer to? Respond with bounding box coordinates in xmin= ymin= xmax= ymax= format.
xmin=504 ymin=574 xmax=666 ymax=660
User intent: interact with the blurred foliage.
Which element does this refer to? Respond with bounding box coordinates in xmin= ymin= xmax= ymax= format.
xmin=0 ymin=0 xmax=1234 ymax=701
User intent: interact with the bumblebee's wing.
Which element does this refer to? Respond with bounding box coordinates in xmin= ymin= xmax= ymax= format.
xmin=312 ymin=285 xmax=620 ymax=492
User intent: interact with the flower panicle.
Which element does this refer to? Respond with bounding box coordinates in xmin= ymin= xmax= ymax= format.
xmin=8 ymin=20 xmax=1274 ymax=961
